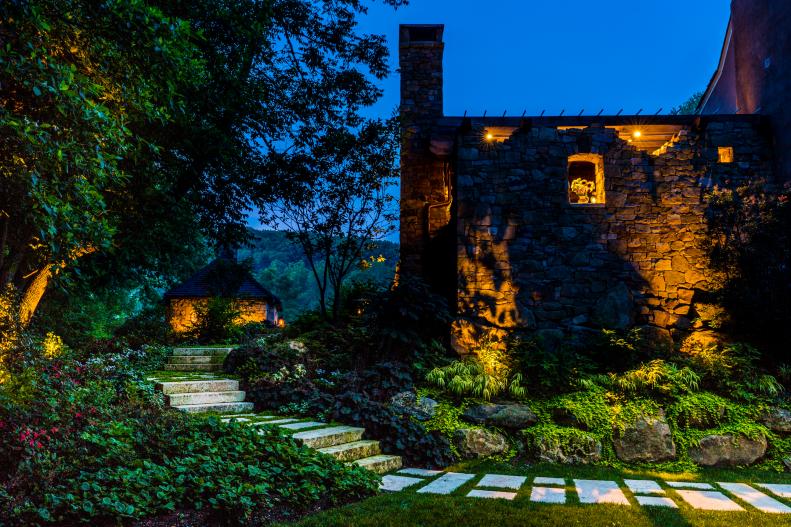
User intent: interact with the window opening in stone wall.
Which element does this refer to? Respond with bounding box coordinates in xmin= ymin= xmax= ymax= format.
xmin=718 ymin=146 xmax=734 ymax=163
xmin=568 ymin=153 xmax=605 ymax=204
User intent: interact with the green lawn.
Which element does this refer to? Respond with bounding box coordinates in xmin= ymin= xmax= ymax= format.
xmin=282 ymin=460 xmax=791 ymax=527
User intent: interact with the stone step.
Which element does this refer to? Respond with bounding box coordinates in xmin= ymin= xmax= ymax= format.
xmin=166 ymin=390 xmax=246 ymax=406
xmin=164 ymin=363 xmax=223 ymax=372
xmin=173 ymin=401 xmax=254 ymax=414
xmin=292 ymin=426 xmax=365 ymax=449
xmin=319 ymin=440 xmax=381 ymax=462
xmin=350 ymin=455 xmax=403 ymax=474
xmin=167 ymin=355 xmax=224 ymax=364
xmin=172 ymin=347 xmax=235 ymax=356
xmin=156 ymin=379 xmax=240 ymax=394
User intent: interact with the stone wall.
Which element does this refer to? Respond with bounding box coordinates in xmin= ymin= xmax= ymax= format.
xmin=452 ymin=119 xmax=773 ymax=349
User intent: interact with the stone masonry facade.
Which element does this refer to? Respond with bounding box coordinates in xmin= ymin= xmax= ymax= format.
xmin=399 ymin=24 xmax=778 ymax=352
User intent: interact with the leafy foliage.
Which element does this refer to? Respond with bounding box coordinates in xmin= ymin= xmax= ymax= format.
xmin=426 ymin=359 xmax=526 ymax=401
xmin=704 ymin=182 xmax=791 ymax=360
xmin=185 ymin=297 xmax=242 ymax=345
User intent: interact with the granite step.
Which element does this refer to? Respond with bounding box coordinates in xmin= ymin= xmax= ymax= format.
xmin=157 ymin=379 xmax=240 ymax=394
xmin=173 ymin=401 xmax=254 ymax=414
xmin=172 ymin=347 xmax=235 ymax=356
xmin=319 ymin=440 xmax=381 ymax=462
xmin=351 ymin=455 xmax=403 ymax=474
xmin=164 ymin=363 xmax=223 ymax=372
xmin=292 ymin=426 xmax=365 ymax=449
xmin=166 ymin=390 xmax=246 ymax=406
xmin=167 ymin=355 xmax=224 ymax=364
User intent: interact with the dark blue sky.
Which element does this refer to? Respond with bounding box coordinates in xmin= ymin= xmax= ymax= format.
xmin=358 ymin=0 xmax=730 ymax=117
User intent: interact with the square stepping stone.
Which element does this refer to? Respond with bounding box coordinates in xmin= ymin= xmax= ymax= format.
xmin=256 ymin=418 xmax=298 ymax=425
xmin=636 ymin=496 xmax=677 ymax=508
xmin=531 ymin=487 xmax=566 ymax=504
xmin=279 ymin=421 xmax=326 ymax=430
xmin=718 ymin=482 xmax=791 ymax=514
xmin=398 ymin=468 xmax=443 ymax=477
xmin=675 ymin=490 xmax=745 ymax=511
xmin=221 ymin=417 xmax=250 ymax=423
xmin=666 ymin=481 xmax=714 ymax=490
xmin=416 ymin=472 xmax=475 ymax=495
xmin=756 ymin=484 xmax=791 ymax=499
xmin=574 ymin=479 xmax=630 ymax=506
xmin=624 ymin=479 xmax=664 ymax=495
xmin=466 ymin=489 xmax=517 ymax=500
xmin=380 ymin=475 xmax=424 ymax=492
xmin=477 ymin=474 xmax=527 ymax=490
xmin=533 ymin=477 xmax=566 ymax=486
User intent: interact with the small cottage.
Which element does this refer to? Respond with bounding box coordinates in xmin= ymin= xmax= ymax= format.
xmin=164 ymin=250 xmax=282 ymax=333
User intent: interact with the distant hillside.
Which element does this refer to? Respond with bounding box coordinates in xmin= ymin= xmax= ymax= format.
xmin=237 ymin=229 xmax=399 ymax=319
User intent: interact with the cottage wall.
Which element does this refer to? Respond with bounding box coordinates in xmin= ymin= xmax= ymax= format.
xmin=167 ymin=298 xmax=270 ymax=333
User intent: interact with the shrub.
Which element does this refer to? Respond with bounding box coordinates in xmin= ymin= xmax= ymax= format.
xmin=331 ymin=392 xmax=456 ymax=468
xmin=186 ymin=297 xmax=242 ymax=344
xmin=704 ymin=182 xmax=791 ymax=359
xmin=509 ymin=336 xmax=595 ymax=394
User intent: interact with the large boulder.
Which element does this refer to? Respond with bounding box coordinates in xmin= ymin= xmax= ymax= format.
xmin=463 ymin=403 xmax=538 ymax=429
xmin=389 ymin=391 xmax=438 ymax=421
xmin=530 ymin=432 xmax=602 ymax=464
xmin=688 ymin=434 xmax=767 ymax=467
xmin=453 ymin=428 xmax=509 ymax=459
xmin=613 ymin=411 xmax=676 ymax=463
xmin=592 ymin=282 xmax=633 ymax=330
xmin=760 ymin=407 xmax=791 ymax=433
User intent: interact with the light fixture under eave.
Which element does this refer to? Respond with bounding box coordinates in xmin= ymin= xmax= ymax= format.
xmin=633 ymin=130 xmax=642 ymax=139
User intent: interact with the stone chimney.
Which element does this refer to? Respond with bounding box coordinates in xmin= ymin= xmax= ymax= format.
xmin=399 ymin=24 xmax=451 ymax=286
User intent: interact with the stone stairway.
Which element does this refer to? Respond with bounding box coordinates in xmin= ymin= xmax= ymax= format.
xmin=220 ymin=413 xmax=403 ymax=474
xmin=163 ymin=346 xmax=233 ymax=372
xmin=149 ymin=347 xmax=402 ymax=474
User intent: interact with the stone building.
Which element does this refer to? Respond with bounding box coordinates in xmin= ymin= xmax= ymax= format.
xmin=398 ymin=9 xmax=786 ymax=353
xmin=164 ymin=250 xmax=281 ymax=334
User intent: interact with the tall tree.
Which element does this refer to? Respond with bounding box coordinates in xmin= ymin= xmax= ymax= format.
xmin=1 ymin=0 xmax=404 ymax=324
xmin=262 ymin=118 xmax=399 ymax=320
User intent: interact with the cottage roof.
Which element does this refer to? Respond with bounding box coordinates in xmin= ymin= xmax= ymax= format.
xmin=164 ymin=257 xmax=281 ymax=308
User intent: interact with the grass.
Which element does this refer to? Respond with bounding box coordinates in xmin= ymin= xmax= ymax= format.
xmin=280 ymin=460 xmax=791 ymax=527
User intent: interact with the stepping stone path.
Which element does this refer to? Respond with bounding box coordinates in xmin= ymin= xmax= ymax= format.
xmin=147 ymin=347 xmax=402 ymax=474
xmin=379 ymin=470 xmax=791 ymax=515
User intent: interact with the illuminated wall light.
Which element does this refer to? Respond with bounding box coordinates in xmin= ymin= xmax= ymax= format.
xmin=633 ymin=130 xmax=642 ymax=139
xmin=486 ymin=132 xmax=494 ymax=141
xmin=718 ymin=146 xmax=734 ymax=163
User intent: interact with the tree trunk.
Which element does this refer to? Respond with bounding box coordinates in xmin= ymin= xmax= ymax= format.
xmin=17 ymin=246 xmax=96 ymax=325
xmin=19 ymin=266 xmax=52 ymax=325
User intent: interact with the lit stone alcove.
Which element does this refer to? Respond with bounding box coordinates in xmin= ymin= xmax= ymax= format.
xmin=567 ymin=153 xmax=605 ymax=205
